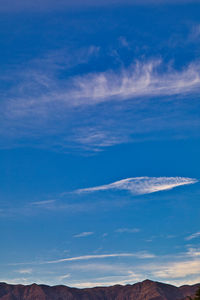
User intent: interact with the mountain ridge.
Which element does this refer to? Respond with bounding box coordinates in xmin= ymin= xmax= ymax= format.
xmin=0 ymin=279 xmax=199 ymax=300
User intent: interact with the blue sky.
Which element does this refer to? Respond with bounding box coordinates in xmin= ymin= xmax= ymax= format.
xmin=0 ymin=0 xmax=200 ymax=288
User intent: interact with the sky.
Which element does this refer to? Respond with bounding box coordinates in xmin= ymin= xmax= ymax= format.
xmin=0 ymin=0 xmax=200 ymax=288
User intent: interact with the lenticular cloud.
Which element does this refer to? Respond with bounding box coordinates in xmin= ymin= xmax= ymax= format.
xmin=76 ymin=177 xmax=198 ymax=195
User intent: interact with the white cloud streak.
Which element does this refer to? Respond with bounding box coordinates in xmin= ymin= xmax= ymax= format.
xmin=5 ymin=60 xmax=200 ymax=118
xmin=116 ymin=228 xmax=140 ymax=233
xmin=152 ymin=259 xmax=200 ymax=279
xmin=16 ymin=268 xmax=32 ymax=274
xmin=69 ymin=61 xmax=200 ymax=106
xmin=44 ymin=252 xmax=155 ymax=264
xmin=185 ymin=232 xmax=200 ymax=241
xmin=2 ymin=58 xmax=200 ymax=151
xmin=31 ymin=200 xmax=56 ymax=206
xmin=76 ymin=177 xmax=198 ymax=195
xmin=73 ymin=232 xmax=94 ymax=238
xmin=58 ymin=273 xmax=71 ymax=281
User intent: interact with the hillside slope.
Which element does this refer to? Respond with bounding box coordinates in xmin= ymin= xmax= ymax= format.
xmin=0 ymin=279 xmax=199 ymax=300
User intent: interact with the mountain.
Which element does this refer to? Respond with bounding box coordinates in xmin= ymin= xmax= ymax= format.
xmin=0 ymin=279 xmax=199 ymax=300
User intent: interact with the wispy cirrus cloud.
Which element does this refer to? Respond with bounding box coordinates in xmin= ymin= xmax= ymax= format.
xmin=69 ymin=60 xmax=200 ymax=106
xmin=12 ymin=252 xmax=155 ymax=266
xmin=2 ymin=58 xmax=200 ymax=151
xmin=73 ymin=232 xmax=94 ymax=238
xmin=7 ymin=60 xmax=200 ymax=115
xmin=116 ymin=228 xmax=140 ymax=233
xmin=76 ymin=177 xmax=198 ymax=195
xmin=185 ymin=232 xmax=200 ymax=241
xmin=31 ymin=200 xmax=56 ymax=206
xmin=46 ymin=252 xmax=155 ymax=264
xmin=15 ymin=269 xmax=32 ymax=274
xmin=1 ymin=176 xmax=197 ymax=217
xmin=57 ymin=273 xmax=71 ymax=281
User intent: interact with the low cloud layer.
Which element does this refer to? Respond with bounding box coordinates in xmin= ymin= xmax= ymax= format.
xmin=76 ymin=177 xmax=198 ymax=195
xmin=152 ymin=259 xmax=200 ymax=279
xmin=7 ymin=247 xmax=200 ymax=287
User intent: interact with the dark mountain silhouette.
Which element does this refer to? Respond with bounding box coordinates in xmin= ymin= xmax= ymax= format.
xmin=0 ymin=279 xmax=199 ymax=300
